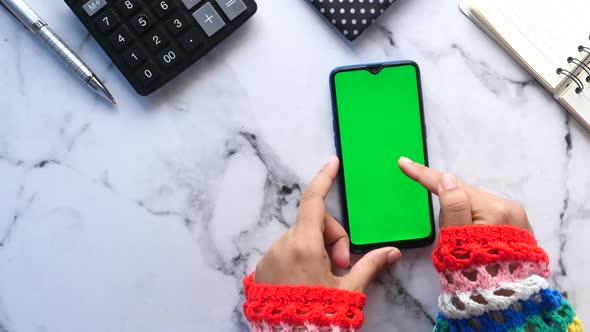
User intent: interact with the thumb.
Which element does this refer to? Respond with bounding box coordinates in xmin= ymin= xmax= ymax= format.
xmin=341 ymin=248 xmax=401 ymax=292
xmin=438 ymin=174 xmax=473 ymax=228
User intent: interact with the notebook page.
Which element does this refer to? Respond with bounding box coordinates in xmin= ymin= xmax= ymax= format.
xmin=498 ymin=0 xmax=583 ymax=64
xmin=558 ymin=84 xmax=590 ymax=131
xmin=466 ymin=0 xmax=561 ymax=91
xmin=466 ymin=0 xmax=589 ymax=92
xmin=560 ymin=0 xmax=590 ymax=39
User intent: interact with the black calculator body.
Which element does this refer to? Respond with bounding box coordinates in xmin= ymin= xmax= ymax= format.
xmin=65 ymin=0 xmax=257 ymax=96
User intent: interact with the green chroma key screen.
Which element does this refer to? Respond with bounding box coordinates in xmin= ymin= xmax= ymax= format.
xmin=332 ymin=63 xmax=433 ymax=247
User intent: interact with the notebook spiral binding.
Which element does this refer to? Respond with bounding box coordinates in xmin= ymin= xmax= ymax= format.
xmin=556 ymin=38 xmax=590 ymax=94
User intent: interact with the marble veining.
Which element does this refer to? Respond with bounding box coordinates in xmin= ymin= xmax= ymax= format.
xmin=1 ymin=0 xmax=589 ymax=331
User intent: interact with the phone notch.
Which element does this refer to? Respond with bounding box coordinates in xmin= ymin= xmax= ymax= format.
xmin=366 ymin=65 xmax=383 ymax=74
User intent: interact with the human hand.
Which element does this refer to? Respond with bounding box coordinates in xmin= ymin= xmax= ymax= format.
xmin=253 ymin=156 xmax=402 ymax=292
xmin=398 ymin=157 xmax=532 ymax=232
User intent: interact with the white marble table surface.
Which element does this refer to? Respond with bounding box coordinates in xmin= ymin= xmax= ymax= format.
xmin=1 ymin=0 xmax=589 ymax=331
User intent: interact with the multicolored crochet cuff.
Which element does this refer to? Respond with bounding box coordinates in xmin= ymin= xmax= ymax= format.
xmin=432 ymin=225 xmax=551 ymax=319
xmin=432 ymin=225 xmax=582 ymax=332
xmin=243 ymin=274 xmax=366 ymax=331
xmin=434 ymin=288 xmax=582 ymax=332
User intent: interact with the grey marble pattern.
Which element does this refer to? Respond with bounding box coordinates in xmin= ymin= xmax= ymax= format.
xmin=0 ymin=0 xmax=588 ymax=331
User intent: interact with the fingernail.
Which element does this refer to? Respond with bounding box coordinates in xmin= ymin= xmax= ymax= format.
xmin=399 ymin=156 xmax=413 ymax=166
xmin=441 ymin=174 xmax=458 ymax=191
xmin=328 ymin=155 xmax=339 ymax=164
xmin=387 ymin=249 xmax=402 ymax=265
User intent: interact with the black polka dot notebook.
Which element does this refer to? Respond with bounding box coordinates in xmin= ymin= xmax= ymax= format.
xmin=308 ymin=0 xmax=397 ymax=41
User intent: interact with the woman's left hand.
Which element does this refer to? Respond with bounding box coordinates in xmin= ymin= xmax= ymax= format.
xmin=253 ymin=156 xmax=401 ymax=293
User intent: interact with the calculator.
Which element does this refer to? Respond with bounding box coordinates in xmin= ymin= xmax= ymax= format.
xmin=65 ymin=0 xmax=257 ymax=96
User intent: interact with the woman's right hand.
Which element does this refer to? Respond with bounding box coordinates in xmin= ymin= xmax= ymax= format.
xmin=398 ymin=157 xmax=533 ymax=232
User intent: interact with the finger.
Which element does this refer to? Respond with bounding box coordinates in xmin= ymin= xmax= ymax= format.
xmin=341 ymin=248 xmax=401 ymax=292
xmin=305 ymin=155 xmax=340 ymax=200
xmin=297 ymin=156 xmax=340 ymax=230
xmin=324 ymin=215 xmax=350 ymax=268
xmin=398 ymin=157 xmax=445 ymax=194
xmin=399 ymin=157 xmax=484 ymax=200
xmin=438 ymin=174 xmax=473 ymax=228
xmin=399 ymin=157 xmax=532 ymax=231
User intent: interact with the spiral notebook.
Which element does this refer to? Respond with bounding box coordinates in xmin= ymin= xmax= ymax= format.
xmin=460 ymin=0 xmax=590 ymax=130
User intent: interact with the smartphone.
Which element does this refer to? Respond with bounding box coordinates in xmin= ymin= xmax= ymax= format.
xmin=330 ymin=61 xmax=435 ymax=253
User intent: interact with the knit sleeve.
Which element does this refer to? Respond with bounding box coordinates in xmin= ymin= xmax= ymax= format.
xmin=432 ymin=224 xmax=583 ymax=332
xmin=242 ymin=274 xmax=366 ymax=331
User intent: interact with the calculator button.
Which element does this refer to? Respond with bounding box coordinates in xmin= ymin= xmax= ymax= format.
xmin=193 ymin=3 xmax=225 ymax=37
xmin=132 ymin=13 xmax=154 ymax=33
xmin=109 ymin=26 xmax=132 ymax=50
xmin=83 ymin=0 xmax=107 ymax=16
xmin=152 ymin=0 xmax=176 ymax=18
xmin=95 ymin=9 xmax=120 ymax=33
xmin=144 ymin=28 xmax=169 ymax=51
xmin=136 ymin=62 xmax=161 ymax=86
xmin=123 ymin=44 xmax=147 ymax=68
xmin=114 ymin=0 xmax=141 ymax=17
xmin=181 ymin=0 xmax=201 ymax=10
xmin=179 ymin=28 xmax=203 ymax=52
xmin=157 ymin=46 xmax=182 ymax=68
xmin=215 ymin=0 xmax=247 ymax=21
xmin=165 ymin=14 xmax=189 ymax=35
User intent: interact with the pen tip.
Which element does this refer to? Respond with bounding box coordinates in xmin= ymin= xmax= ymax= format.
xmin=87 ymin=76 xmax=117 ymax=106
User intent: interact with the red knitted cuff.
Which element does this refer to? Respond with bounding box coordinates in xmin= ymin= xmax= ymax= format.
xmin=243 ymin=274 xmax=367 ymax=330
xmin=432 ymin=224 xmax=549 ymax=272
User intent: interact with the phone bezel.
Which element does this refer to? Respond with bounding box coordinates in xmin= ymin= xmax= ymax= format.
xmin=329 ymin=60 xmax=436 ymax=254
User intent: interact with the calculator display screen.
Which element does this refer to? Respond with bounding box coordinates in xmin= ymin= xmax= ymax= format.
xmin=331 ymin=62 xmax=434 ymax=250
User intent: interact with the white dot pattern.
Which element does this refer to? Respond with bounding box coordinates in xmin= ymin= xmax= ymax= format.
xmin=309 ymin=0 xmax=396 ymax=41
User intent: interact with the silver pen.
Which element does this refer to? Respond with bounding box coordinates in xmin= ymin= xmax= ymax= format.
xmin=1 ymin=0 xmax=116 ymax=104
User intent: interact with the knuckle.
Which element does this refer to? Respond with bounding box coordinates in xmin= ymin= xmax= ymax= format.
xmin=512 ymin=203 xmax=528 ymax=220
xmin=416 ymin=172 xmax=425 ymax=185
xmin=290 ymin=241 xmax=315 ymax=260
xmin=494 ymin=200 xmax=527 ymax=221
xmin=300 ymin=190 xmax=319 ymax=204
xmin=366 ymin=254 xmax=386 ymax=270
xmin=293 ymin=241 xmax=309 ymax=254
xmin=301 ymin=189 xmax=318 ymax=201
xmin=266 ymin=242 xmax=282 ymax=258
xmin=444 ymin=199 xmax=471 ymax=214
xmin=509 ymin=202 xmax=529 ymax=226
xmin=338 ymin=233 xmax=350 ymax=245
xmin=493 ymin=202 xmax=512 ymax=221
